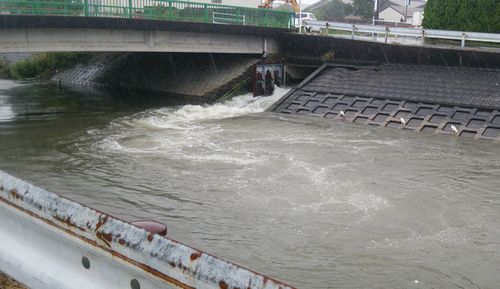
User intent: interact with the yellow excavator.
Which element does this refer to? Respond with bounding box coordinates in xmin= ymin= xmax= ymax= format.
xmin=259 ymin=0 xmax=300 ymax=12
xmin=260 ymin=0 xmax=320 ymax=33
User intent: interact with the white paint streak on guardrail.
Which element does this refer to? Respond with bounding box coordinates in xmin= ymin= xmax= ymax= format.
xmin=303 ymin=20 xmax=500 ymax=48
xmin=0 ymin=170 xmax=295 ymax=289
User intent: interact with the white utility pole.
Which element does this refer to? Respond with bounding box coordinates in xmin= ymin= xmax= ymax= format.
xmin=299 ymin=0 xmax=302 ymax=33
xmin=373 ymin=0 xmax=378 ymax=25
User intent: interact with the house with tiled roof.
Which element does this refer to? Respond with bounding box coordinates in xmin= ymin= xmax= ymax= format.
xmin=378 ymin=0 xmax=426 ymax=26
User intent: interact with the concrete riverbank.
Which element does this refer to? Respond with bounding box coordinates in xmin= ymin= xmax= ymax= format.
xmin=51 ymin=53 xmax=260 ymax=102
xmin=1 ymin=52 xmax=260 ymax=102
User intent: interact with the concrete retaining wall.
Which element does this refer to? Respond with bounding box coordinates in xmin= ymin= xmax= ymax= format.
xmin=278 ymin=33 xmax=500 ymax=69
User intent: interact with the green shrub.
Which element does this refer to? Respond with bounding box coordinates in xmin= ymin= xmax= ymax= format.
xmin=9 ymin=52 xmax=93 ymax=79
xmin=423 ymin=0 xmax=500 ymax=33
xmin=314 ymin=0 xmax=354 ymax=20
xmin=0 ymin=58 xmax=9 ymax=77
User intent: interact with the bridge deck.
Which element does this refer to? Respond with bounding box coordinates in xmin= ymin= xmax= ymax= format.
xmin=0 ymin=0 xmax=294 ymax=29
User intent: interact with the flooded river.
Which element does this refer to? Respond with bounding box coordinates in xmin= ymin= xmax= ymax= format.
xmin=1 ymin=79 xmax=500 ymax=289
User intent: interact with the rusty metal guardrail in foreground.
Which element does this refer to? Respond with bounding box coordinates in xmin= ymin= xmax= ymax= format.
xmin=0 ymin=170 xmax=295 ymax=289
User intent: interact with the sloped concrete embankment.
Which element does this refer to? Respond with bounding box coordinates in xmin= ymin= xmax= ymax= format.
xmin=52 ymin=53 xmax=259 ymax=102
xmin=271 ymin=63 xmax=500 ymax=140
xmin=0 ymin=53 xmax=33 ymax=64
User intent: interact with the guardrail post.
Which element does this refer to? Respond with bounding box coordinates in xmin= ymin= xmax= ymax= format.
xmin=34 ymin=0 xmax=40 ymax=15
xmin=351 ymin=24 xmax=355 ymax=40
xmin=421 ymin=29 xmax=425 ymax=45
xmin=325 ymin=22 xmax=329 ymax=35
xmin=385 ymin=26 xmax=389 ymax=44
xmin=168 ymin=0 xmax=172 ymax=20
xmin=84 ymin=0 xmax=89 ymax=17
xmin=461 ymin=32 xmax=466 ymax=48
xmin=203 ymin=4 xmax=208 ymax=23
xmin=128 ymin=0 xmax=132 ymax=18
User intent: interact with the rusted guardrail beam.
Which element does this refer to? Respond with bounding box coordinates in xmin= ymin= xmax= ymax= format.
xmin=0 ymin=170 xmax=295 ymax=289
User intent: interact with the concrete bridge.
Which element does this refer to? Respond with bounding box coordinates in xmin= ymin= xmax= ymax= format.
xmin=0 ymin=0 xmax=294 ymax=54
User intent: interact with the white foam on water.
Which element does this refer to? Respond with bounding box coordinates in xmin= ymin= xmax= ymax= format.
xmin=139 ymin=86 xmax=289 ymax=128
xmin=0 ymin=99 xmax=14 ymax=121
xmin=94 ymin=87 xmax=289 ymax=165
xmin=0 ymin=79 xmax=22 ymax=122
xmin=0 ymin=79 xmax=23 ymax=90
xmin=407 ymin=226 xmax=468 ymax=245
xmin=91 ymin=86 xmax=392 ymax=220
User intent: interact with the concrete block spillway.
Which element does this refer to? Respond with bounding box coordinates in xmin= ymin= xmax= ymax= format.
xmin=271 ymin=63 xmax=500 ymax=140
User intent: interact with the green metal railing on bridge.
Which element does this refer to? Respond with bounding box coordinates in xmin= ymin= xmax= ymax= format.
xmin=0 ymin=0 xmax=295 ymax=29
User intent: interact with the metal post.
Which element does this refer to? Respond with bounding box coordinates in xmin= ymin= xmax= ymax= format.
xmin=168 ymin=0 xmax=172 ymax=20
xmin=421 ymin=29 xmax=425 ymax=45
xmin=204 ymin=4 xmax=208 ymax=23
xmin=461 ymin=32 xmax=466 ymax=48
xmin=351 ymin=24 xmax=355 ymax=40
xmin=385 ymin=27 xmax=389 ymax=43
xmin=283 ymin=65 xmax=287 ymax=87
xmin=84 ymin=0 xmax=88 ymax=17
xmin=298 ymin=0 xmax=302 ymax=33
xmin=405 ymin=3 xmax=408 ymax=23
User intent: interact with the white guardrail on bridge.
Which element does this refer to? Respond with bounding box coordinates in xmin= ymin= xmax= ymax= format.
xmin=303 ymin=20 xmax=500 ymax=48
xmin=0 ymin=170 xmax=295 ymax=289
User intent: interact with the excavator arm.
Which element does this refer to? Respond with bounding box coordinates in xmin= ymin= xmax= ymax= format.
xmin=259 ymin=0 xmax=300 ymax=12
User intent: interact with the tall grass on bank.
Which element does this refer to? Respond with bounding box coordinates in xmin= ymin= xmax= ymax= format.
xmin=8 ymin=52 xmax=93 ymax=79
xmin=0 ymin=272 xmax=27 ymax=289
xmin=0 ymin=58 xmax=9 ymax=78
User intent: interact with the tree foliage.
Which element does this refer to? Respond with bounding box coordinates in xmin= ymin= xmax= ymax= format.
xmin=352 ymin=0 xmax=374 ymax=20
xmin=9 ymin=53 xmax=92 ymax=79
xmin=423 ymin=0 xmax=500 ymax=33
xmin=310 ymin=0 xmax=395 ymax=21
xmin=314 ymin=0 xmax=353 ymax=20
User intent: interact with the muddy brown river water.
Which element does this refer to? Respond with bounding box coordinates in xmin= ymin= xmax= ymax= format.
xmin=1 ymin=79 xmax=500 ymax=288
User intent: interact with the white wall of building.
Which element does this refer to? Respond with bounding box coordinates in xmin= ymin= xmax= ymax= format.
xmin=379 ymin=7 xmax=404 ymax=23
xmin=413 ymin=11 xmax=423 ymax=26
